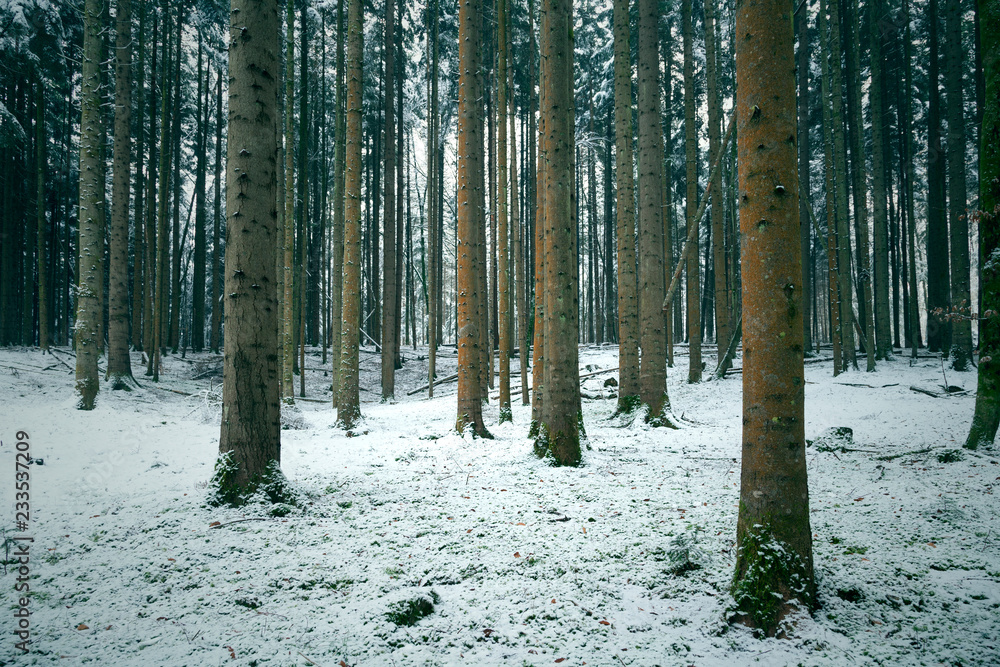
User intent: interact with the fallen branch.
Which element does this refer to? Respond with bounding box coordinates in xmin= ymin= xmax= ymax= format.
xmin=407 ymin=373 xmax=459 ymax=396
xmin=909 ymin=385 xmax=942 ymax=398
xmin=208 ymin=518 xmax=274 ymax=529
xmin=877 ymin=447 xmax=934 ymax=461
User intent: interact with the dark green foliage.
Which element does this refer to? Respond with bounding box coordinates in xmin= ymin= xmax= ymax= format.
xmin=208 ymin=453 xmax=299 ymax=508
xmin=386 ymin=591 xmax=440 ymax=626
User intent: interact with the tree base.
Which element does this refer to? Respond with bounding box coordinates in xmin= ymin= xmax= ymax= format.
xmin=208 ymin=452 xmax=298 ymax=508
xmin=730 ymin=524 xmax=815 ymax=638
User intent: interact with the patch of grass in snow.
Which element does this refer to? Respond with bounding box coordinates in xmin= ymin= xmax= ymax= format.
xmin=385 ymin=591 xmax=440 ymax=626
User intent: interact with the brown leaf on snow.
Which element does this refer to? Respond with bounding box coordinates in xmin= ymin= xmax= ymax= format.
xmin=226 ymin=646 xmax=236 ymax=659
xmin=209 ymin=521 xmax=221 ymax=527
xmin=339 ymin=661 xmax=350 ymax=667
xmin=514 ymin=552 xmax=521 ymax=558
xmin=555 ymin=659 xmax=567 ymax=663
xmin=76 ymin=624 xmax=89 ymax=631
xmin=599 ymin=620 xmax=610 ymax=626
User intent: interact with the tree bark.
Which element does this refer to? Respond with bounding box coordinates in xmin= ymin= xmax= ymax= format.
xmin=218 ymin=0 xmax=282 ymax=497
xmin=613 ymin=0 xmax=640 ymax=412
xmin=381 ymin=0 xmax=398 ymax=400
xmin=337 ymin=0 xmax=364 ymax=428
xmin=497 ymin=0 xmax=512 ymax=422
xmin=946 ymin=0 xmax=972 ymax=369
xmin=330 ymin=0 xmax=346 ymax=405
xmin=75 ymin=0 xmax=105 ymax=408
xmin=706 ymin=0 xmax=729 ymax=372
xmin=682 ymin=0 xmax=701 ymax=383
xmin=282 ymin=0 xmax=296 ymax=402
xmin=536 ymin=0 xmax=580 ymax=463
xmin=966 ymin=0 xmax=999 ymax=449
xmin=732 ymin=0 xmax=816 ymax=633
xmin=870 ymin=0 xmax=891 ymax=361
xmin=927 ymin=0 xmax=950 ymax=354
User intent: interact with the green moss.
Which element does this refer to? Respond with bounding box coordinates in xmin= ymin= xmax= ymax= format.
xmin=645 ymin=394 xmax=679 ymax=429
xmin=499 ymin=406 xmax=513 ymax=423
xmin=386 ymin=591 xmax=440 ymax=626
xmin=613 ymin=394 xmax=642 ymax=418
xmin=730 ymin=524 xmax=813 ymax=637
xmin=207 ymin=454 xmax=299 ymax=508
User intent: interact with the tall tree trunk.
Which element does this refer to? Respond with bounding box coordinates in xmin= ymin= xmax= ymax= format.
xmin=682 ymin=0 xmax=701 ymax=383
xmin=297 ymin=0 xmax=309 ymax=397
xmin=966 ymin=0 xmax=999 ymax=449
xmin=217 ymin=0 xmax=282 ymax=501
xmin=846 ymin=0 xmax=875 ymax=372
xmin=819 ymin=0 xmax=842 ymax=373
xmin=427 ymin=0 xmax=440 ymax=397
xmin=706 ymin=0 xmax=729 ymax=371
xmin=510 ymin=27 xmax=528 ymax=406
xmin=946 ymin=0 xmax=972 ymax=369
xmin=497 ymin=0 xmax=512 ymax=422
xmin=107 ymin=0 xmax=134 ymax=386
xmin=132 ymin=4 xmax=147 ymax=352
xmin=828 ymin=0 xmax=857 ymax=370
xmin=211 ymin=70 xmax=224 ymax=353
xmin=731 ymin=0 xmax=815 ymax=633
xmin=530 ymin=0 xmax=546 ymax=435
xmin=169 ymin=14 xmax=182 ymax=354
xmin=381 ymin=0 xmax=398 ymax=399
xmin=337 ymin=0 xmax=364 ymax=428
xmin=75 ymin=0 xmax=105 ymax=408
xmin=282 ymin=0 xmax=296 ymax=402
xmin=35 ymin=73 xmax=49 ymax=352
xmin=903 ymin=0 xmax=920 ymax=353
xmin=926 ymin=0 xmax=950 ymax=354
xmin=613 ymin=0 xmax=640 ymax=411
xmin=637 ymin=0 xmax=674 ymax=423
xmin=330 ymin=0 xmax=346 ymax=405
xmin=455 ymin=0 xmax=490 ymax=436
xmin=796 ymin=0 xmax=812 ymax=355
xmin=536 ymin=0 xmax=580 ymax=463
xmin=870 ymin=0 xmax=891 ymax=360
xmin=192 ymin=38 xmax=207 ymax=353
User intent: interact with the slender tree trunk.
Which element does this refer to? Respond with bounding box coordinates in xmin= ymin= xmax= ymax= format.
xmin=946 ymin=0 xmax=972 ymax=369
xmin=381 ymin=0 xmax=398 ymax=399
xmin=282 ymin=0 xmax=296 ymax=402
xmin=107 ymin=0 xmax=134 ymax=386
xmin=845 ymin=0 xmax=875 ymax=372
xmin=927 ymin=0 xmax=950 ymax=354
xmin=903 ymin=0 xmax=920 ymax=354
xmin=731 ymin=0 xmax=816 ymax=633
xmin=192 ymin=38 xmax=207 ymax=353
xmin=131 ymin=4 xmax=147 ymax=353
xmin=211 ymin=70 xmax=224 ymax=353
xmin=706 ymin=0 xmax=729 ymax=372
xmin=966 ymin=0 xmax=999 ymax=449
xmin=75 ymin=0 xmax=105 ymax=408
xmin=870 ymin=0 xmax=891 ymax=360
xmin=36 ymin=73 xmax=49 ymax=352
xmin=337 ymin=0 xmax=364 ymax=428
xmin=796 ymin=0 xmax=812 ymax=355
xmin=682 ymin=0 xmax=701 ymax=383
xmin=497 ymin=0 xmax=512 ymax=422
xmin=613 ymin=0 xmax=640 ymax=412
xmin=530 ymin=0 xmax=546 ymax=435
xmin=330 ymin=0 xmax=345 ymax=405
xmin=297 ymin=0 xmax=309 ymax=397
xmin=819 ymin=0 xmax=842 ymax=373
xmin=510 ymin=27 xmax=528 ymax=406
xmin=168 ymin=15 xmax=182 ymax=354
xmin=427 ymin=0 xmax=440 ymax=397
xmin=828 ymin=0 xmax=857 ymax=370
xmin=217 ymin=0 xmax=282 ymax=500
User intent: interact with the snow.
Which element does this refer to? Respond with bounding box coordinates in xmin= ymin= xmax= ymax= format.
xmin=1 ymin=345 xmax=998 ymax=666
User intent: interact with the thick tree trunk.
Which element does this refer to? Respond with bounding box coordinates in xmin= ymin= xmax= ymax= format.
xmin=637 ymin=0 xmax=674 ymax=421
xmin=613 ymin=0 xmax=640 ymax=412
xmin=337 ymin=0 xmax=364 ymax=428
xmin=536 ymin=0 xmax=580 ymax=463
xmin=217 ymin=0 xmax=282 ymax=498
xmin=732 ymin=0 xmax=816 ymax=633
xmin=966 ymin=0 xmax=999 ymax=449
xmin=455 ymin=0 xmax=490 ymax=437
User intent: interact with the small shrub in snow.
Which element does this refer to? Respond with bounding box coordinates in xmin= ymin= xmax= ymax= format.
xmin=385 ymin=591 xmax=440 ymax=626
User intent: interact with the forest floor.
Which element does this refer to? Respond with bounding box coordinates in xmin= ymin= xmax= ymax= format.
xmin=0 ymin=344 xmax=998 ymax=666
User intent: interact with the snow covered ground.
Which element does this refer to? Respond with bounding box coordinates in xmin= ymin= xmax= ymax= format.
xmin=0 ymin=344 xmax=997 ymax=666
